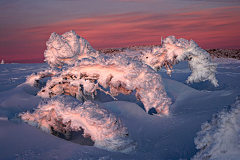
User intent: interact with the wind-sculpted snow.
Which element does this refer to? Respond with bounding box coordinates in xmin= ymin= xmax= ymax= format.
xmin=30 ymin=54 xmax=171 ymax=115
xmin=193 ymin=96 xmax=240 ymax=160
xmin=139 ymin=36 xmax=218 ymax=87
xmin=19 ymin=96 xmax=137 ymax=153
xmin=44 ymin=30 xmax=100 ymax=68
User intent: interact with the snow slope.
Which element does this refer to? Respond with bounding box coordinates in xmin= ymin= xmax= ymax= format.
xmin=1 ymin=58 xmax=240 ymax=159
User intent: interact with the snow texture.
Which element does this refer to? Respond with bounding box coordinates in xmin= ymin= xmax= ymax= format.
xmin=139 ymin=36 xmax=218 ymax=87
xmin=193 ymin=96 xmax=240 ymax=160
xmin=19 ymin=95 xmax=137 ymax=153
xmin=44 ymin=30 xmax=100 ymax=68
xmin=30 ymin=54 xmax=171 ymax=115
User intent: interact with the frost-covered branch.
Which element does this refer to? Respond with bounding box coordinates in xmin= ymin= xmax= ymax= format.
xmin=139 ymin=36 xmax=218 ymax=87
xmin=193 ymin=96 xmax=240 ymax=160
xmin=19 ymin=96 xmax=137 ymax=153
xmin=32 ymin=54 xmax=171 ymax=115
xmin=25 ymin=69 xmax=59 ymax=87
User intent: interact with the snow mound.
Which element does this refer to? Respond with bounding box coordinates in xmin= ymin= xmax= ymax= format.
xmin=19 ymin=95 xmax=137 ymax=153
xmin=44 ymin=30 xmax=100 ymax=68
xmin=140 ymin=36 xmax=218 ymax=87
xmin=193 ymin=96 xmax=240 ymax=160
xmin=32 ymin=54 xmax=171 ymax=115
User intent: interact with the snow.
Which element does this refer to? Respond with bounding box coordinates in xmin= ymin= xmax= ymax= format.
xmin=44 ymin=30 xmax=100 ymax=68
xmin=193 ymin=96 xmax=240 ymax=160
xmin=0 ymin=31 xmax=240 ymax=159
xmin=30 ymin=54 xmax=171 ymax=115
xmin=19 ymin=96 xmax=137 ymax=153
xmin=139 ymin=36 xmax=218 ymax=87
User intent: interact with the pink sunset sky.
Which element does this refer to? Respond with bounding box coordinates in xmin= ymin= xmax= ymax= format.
xmin=0 ymin=0 xmax=240 ymax=63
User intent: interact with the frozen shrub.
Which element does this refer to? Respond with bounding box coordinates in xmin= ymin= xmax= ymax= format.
xmin=19 ymin=95 xmax=137 ymax=153
xmin=193 ymin=96 xmax=240 ymax=160
xmin=32 ymin=54 xmax=171 ymax=115
xmin=44 ymin=30 xmax=99 ymax=68
xmin=139 ymin=36 xmax=218 ymax=87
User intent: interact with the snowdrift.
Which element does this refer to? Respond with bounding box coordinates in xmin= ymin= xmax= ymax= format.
xmin=193 ymin=96 xmax=240 ymax=160
xmin=19 ymin=95 xmax=137 ymax=153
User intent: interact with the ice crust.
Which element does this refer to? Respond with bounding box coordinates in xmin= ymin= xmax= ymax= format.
xmin=193 ymin=96 xmax=240 ymax=160
xmin=19 ymin=95 xmax=137 ymax=153
xmin=139 ymin=36 xmax=218 ymax=87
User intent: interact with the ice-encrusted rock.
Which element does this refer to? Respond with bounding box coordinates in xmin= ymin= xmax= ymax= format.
xmin=34 ymin=54 xmax=171 ymax=115
xmin=19 ymin=95 xmax=137 ymax=153
xmin=193 ymin=96 xmax=240 ymax=160
xmin=44 ymin=30 xmax=100 ymax=68
xmin=139 ymin=36 xmax=218 ymax=87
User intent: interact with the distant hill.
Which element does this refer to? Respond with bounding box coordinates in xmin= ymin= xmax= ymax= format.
xmin=98 ymin=45 xmax=240 ymax=60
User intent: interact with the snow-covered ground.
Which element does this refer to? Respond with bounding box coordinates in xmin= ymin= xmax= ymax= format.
xmin=1 ymin=33 xmax=240 ymax=159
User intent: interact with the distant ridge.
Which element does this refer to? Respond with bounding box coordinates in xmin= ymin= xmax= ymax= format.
xmin=98 ymin=45 xmax=240 ymax=60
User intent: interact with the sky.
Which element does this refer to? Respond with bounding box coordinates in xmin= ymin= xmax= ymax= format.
xmin=0 ymin=0 xmax=240 ymax=63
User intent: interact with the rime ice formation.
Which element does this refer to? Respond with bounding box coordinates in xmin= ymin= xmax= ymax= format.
xmin=193 ymin=96 xmax=240 ymax=160
xmin=29 ymin=54 xmax=171 ymax=114
xmin=25 ymin=69 xmax=60 ymax=87
xmin=139 ymin=36 xmax=218 ymax=87
xmin=44 ymin=30 xmax=100 ymax=68
xmin=43 ymin=31 xmax=218 ymax=87
xmin=26 ymin=30 xmax=219 ymax=115
xmin=19 ymin=96 xmax=137 ymax=153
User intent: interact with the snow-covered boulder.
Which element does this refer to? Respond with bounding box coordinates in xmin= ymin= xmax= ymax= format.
xmin=19 ymin=95 xmax=137 ymax=153
xmin=33 ymin=54 xmax=171 ymax=115
xmin=139 ymin=36 xmax=218 ymax=87
xmin=193 ymin=96 xmax=240 ymax=160
xmin=44 ymin=30 xmax=100 ymax=68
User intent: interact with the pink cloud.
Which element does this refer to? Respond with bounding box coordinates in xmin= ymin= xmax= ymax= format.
xmin=0 ymin=6 xmax=239 ymax=63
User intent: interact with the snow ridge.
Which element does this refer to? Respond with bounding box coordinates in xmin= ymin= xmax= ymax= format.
xmin=19 ymin=95 xmax=137 ymax=153
xmin=193 ymin=96 xmax=240 ymax=160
